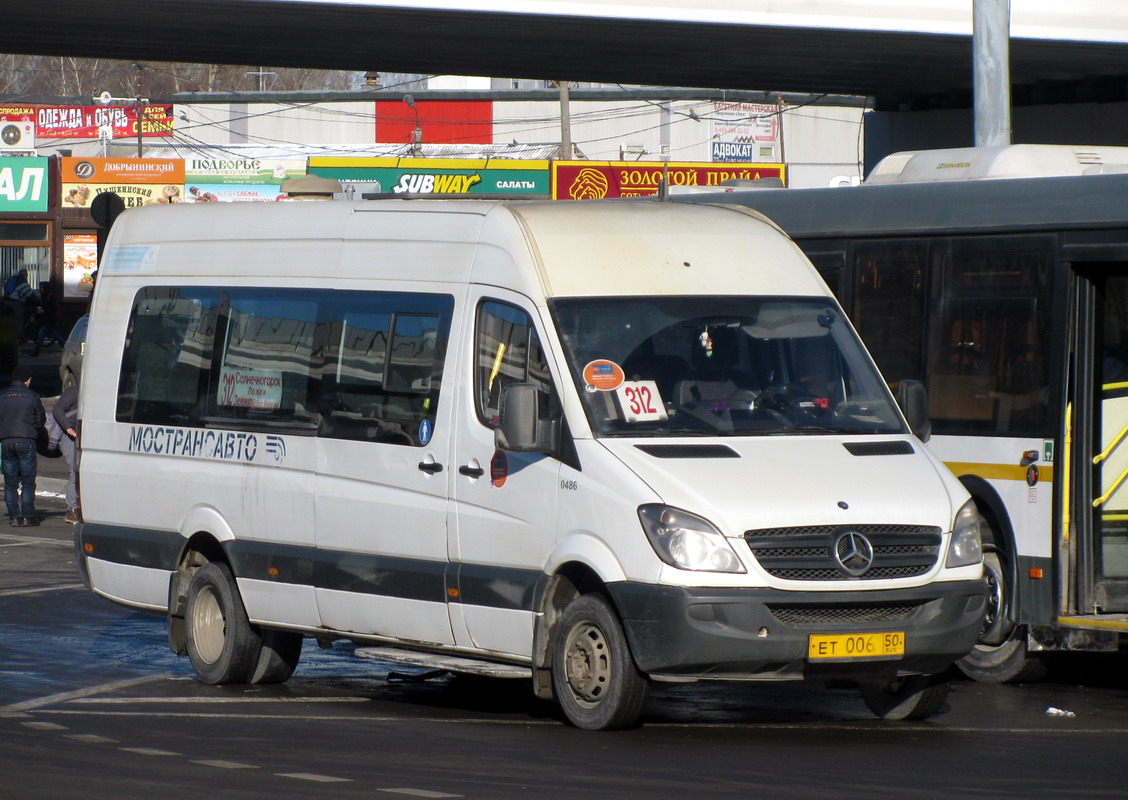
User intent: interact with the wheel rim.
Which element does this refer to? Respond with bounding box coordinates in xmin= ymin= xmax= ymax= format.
xmin=979 ymin=553 xmax=1013 ymax=646
xmin=190 ymin=585 xmax=226 ymax=665
xmin=563 ymin=620 xmax=611 ymax=708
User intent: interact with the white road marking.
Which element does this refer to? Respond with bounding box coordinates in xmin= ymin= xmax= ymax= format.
xmin=277 ymin=773 xmax=353 ymax=783
xmin=21 ymin=721 xmax=67 ymax=731
xmin=0 ymin=533 xmax=70 ymax=545
xmin=0 ymin=674 xmax=171 ymax=715
xmin=192 ymin=759 xmax=260 ymax=770
xmin=121 ymin=747 xmax=180 ymax=757
xmin=65 ymin=734 xmax=117 ymax=743
xmin=30 ymin=708 xmax=1128 ymax=735
xmin=379 ymin=789 xmax=463 ymax=798
xmin=70 ymin=696 xmax=370 ymax=704
xmin=0 ymin=583 xmax=85 ymax=598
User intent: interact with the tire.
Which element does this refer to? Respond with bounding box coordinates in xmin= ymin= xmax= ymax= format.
xmin=955 ymin=551 xmax=1047 ymax=684
xmin=552 ymin=594 xmax=649 ymax=731
xmin=860 ymin=674 xmax=950 ymax=720
xmin=251 ymin=629 xmax=303 ymax=684
xmin=185 ymin=562 xmax=262 ymax=684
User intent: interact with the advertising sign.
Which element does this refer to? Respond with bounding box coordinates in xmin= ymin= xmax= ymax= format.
xmin=184 ymin=156 xmax=306 ymax=202
xmin=62 ymin=232 xmax=98 ymax=300
xmin=0 ymin=105 xmax=36 ymax=122
xmin=61 ymin=157 xmax=186 ymax=208
xmin=0 ymin=156 xmax=49 ymax=212
xmin=35 ymin=105 xmax=173 ymax=139
xmin=219 ymin=365 xmax=283 ymax=411
xmin=709 ymin=102 xmax=781 ymax=163
xmin=309 ymin=157 xmax=549 ymax=196
xmin=552 ymin=161 xmax=785 ymax=199
xmin=0 ymin=106 xmax=37 ymax=152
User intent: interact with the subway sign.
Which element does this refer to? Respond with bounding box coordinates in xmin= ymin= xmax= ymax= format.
xmin=0 ymin=156 xmax=48 ymax=212
xmin=308 ymin=157 xmax=550 ymax=196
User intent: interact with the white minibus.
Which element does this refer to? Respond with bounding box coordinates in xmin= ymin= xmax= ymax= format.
xmin=74 ymin=198 xmax=986 ymax=729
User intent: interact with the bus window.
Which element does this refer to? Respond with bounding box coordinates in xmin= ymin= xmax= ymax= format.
xmin=116 ymin=288 xmax=218 ymax=427
xmin=804 ymin=248 xmax=848 ymax=306
xmin=317 ymin=293 xmax=453 ymax=445
xmin=211 ymin=291 xmax=318 ymax=426
xmin=475 ymin=300 xmax=555 ymax=428
xmin=852 ymin=240 xmax=926 ymax=384
xmin=117 ymin=286 xmax=453 ymax=444
xmin=926 ymin=244 xmax=1052 ymax=435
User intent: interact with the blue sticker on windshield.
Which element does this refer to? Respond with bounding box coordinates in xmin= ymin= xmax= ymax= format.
xmin=418 ymin=418 xmax=433 ymax=445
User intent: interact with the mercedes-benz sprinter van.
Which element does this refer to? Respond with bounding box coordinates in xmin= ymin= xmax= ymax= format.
xmin=75 ymin=198 xmax=986 ymax=729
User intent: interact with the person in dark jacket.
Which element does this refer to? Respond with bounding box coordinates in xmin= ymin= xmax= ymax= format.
xmin=4 ymin=270 xmax=40 ymax=344
xmin=0 ymin=366 xmax=46 ymax=525
xmin=53 ymin=381 xmax=79 ymax=523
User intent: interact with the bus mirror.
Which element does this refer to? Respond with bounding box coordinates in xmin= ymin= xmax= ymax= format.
xmin=496 ymin=383 xmax=542 ymax=452
xmin=896 ymin=379 xmax=932 ymax=442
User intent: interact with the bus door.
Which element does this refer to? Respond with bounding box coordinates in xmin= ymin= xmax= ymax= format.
xmin=449 ymin=294 xmax=562 ymax=657
xmin=1074 ymin=265 xmax=1128 ymax=615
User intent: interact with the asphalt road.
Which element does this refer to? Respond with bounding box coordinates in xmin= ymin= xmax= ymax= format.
xmin=3 ymin=499 xmax=1128 ymax=799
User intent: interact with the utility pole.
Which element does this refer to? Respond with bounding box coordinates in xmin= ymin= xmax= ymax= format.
xmin=135 ymin=98 xmax=143 ymax=158
xmin=973 ymin=0 xmax=1012 ymax=147
xmin=558 ymin=80 xmax=573 ymax=160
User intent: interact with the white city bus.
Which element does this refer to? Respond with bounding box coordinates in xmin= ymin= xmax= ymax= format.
xmin=74 ymin=198 xmax=985 ymax=728
xmin=681 ymin=145 xmax=1128 ymax=681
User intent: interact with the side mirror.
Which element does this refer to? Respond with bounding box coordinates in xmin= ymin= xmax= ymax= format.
xmin=896 ymin=379 xmax=931 ymax=442
xmin=496 ymin=383 xmax=542 ymax=452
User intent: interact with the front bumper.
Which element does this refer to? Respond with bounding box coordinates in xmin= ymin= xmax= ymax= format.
xmin=608 ymin=578 xmax=987 ymax=681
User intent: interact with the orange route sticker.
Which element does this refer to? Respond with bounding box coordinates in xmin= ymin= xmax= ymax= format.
xmin=582 ymin=359 xmax=625 ymax=392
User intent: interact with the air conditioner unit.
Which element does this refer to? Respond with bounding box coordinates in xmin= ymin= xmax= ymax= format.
xmin=0 ymin=121 xmax=35 ymax=151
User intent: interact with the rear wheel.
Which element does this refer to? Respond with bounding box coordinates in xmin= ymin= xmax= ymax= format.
xmin=552 ymin=594 xmax=649 ymax=731
xmin=185 ymin=562 xmax=262 ymax=684
xmin=860 ymin=674 xmax=950 ymax=720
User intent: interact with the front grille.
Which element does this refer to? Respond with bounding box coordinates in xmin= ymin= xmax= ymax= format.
xmin=768 ymin=602 xmax=923 ymax=626
xmin=744 ymin=524 xmax=941 ymax=581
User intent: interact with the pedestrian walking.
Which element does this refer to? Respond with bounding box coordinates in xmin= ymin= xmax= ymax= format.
xmin=0 ymin=366 xmax=45 ymax=526
xmin=33 ymin=282 xmax=65 ymax=356
xmin=53 ymin=381 xmax=79 ymax=523
xmin=3 ymin=269 xmax=40 ymax=344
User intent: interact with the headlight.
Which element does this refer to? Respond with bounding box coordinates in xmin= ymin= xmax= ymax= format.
xmin=946 ymin=499 xmax=983 ymax=568
xmin=638 ymin=504 xmax=745 ymax=573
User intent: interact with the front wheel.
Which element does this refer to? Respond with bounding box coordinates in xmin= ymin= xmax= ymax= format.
xmin=860 ymin=674 xmax=950 ymax=720
xmin=185 ymin=562 xmax=262 ymax=684
xmin=552 ymin=594 xmax=649 ymax=731
xmin=955 ymin=551 xmax=1046 ymax=684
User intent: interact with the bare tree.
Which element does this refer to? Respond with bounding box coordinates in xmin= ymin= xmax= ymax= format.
xmin=0 ymin=55 xmax=359 ymax=101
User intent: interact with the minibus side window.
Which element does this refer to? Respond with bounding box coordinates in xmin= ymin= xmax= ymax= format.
xmin=117 ymin=287 xmax=453 ymax=445
xmin=116 ymin=287 xmax=217 ymax=427
xmin=476 ymin=301 xmax=555 ymax=427
xmin=318 ymin=292 xmax=453 ymax=446
xmin=207 ymin=291 xmax=319 ymax=428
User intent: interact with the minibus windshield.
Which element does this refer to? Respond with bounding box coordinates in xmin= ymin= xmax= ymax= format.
xmin=550 ymin=295 xmax=906 ymax=438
